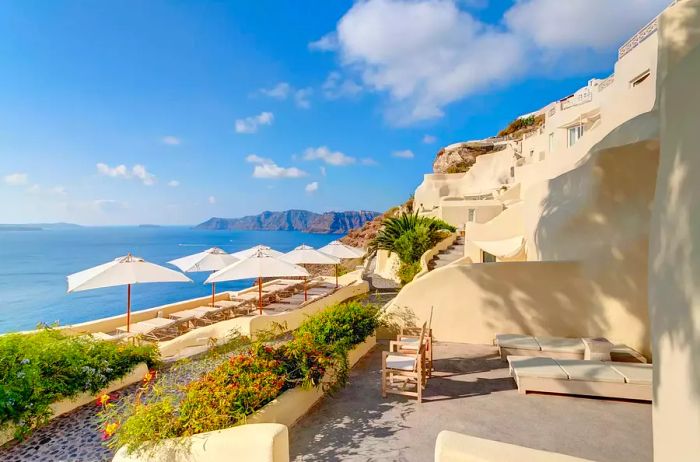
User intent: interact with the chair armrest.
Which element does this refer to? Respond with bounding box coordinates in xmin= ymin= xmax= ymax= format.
xmin=390 ymin=340 xmax=420 ymax=352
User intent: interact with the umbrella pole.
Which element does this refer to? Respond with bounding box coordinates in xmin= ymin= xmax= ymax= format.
xmin=127 ymin=284 xmax=131 ymax=333
xmin=304 ymin=277 xmax=307 ymax=301
xmin=211 ymin=282 xmax=216 ymax=307
xmin=258 ymin=277 xmax=263 ymax=315
xmin=335 ymin=264 xmax=339 ymax=288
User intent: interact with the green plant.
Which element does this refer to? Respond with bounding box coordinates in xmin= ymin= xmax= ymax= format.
xmin=105 ymin=302 xmax=380 ymax=454
xmin=369 ymin=212 xmax=455 ymax=265
xmin=397 ymin=261 xmax=422 ymax=285
xmin=0 ymin=328 xmax=158 ymax=440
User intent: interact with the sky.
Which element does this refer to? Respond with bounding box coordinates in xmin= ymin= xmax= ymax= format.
xmin=0 ymin=0 xmax=670 ymax=225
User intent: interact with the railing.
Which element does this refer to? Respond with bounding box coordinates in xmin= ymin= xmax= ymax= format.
xmin=598 ymin=74 xmax=615 ymax=92
xmin=617 ymin=0 xmax=679 ymax=59
xmin=561 ymin=87 xmax=593 ymax=110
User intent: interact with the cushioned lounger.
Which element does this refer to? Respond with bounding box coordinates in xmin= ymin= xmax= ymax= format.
xmin=507 ymin=355 xmax=652 ymax=401
xmin=495 ymin=334 xmax=646 ymax=363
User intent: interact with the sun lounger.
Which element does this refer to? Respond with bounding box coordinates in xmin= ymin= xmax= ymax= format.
xmin=495 ymin=334 xmax=646 ymax=363
xmin=507 ymin=355 xmax=652 ymax=401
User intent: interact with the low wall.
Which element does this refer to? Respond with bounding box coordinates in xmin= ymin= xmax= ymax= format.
xmin=247 ymin=335 xmax=376 ymax=427
xmin=112 ymin=423 xmax=289 ymax=462
xmin=0 ymin=363 xmax=149 ymax=446
xmin=375 ymin=250 xmax=401 ymax=283
xmin=158 ymin=279 xmax=369 ymax=358
xmin=415 ymin=233 xmax=459 ymax=279
xmin=384 ymin=261 xmax=650 ymax=357
xmin=435 ymin=431 xmax=594 ymax=462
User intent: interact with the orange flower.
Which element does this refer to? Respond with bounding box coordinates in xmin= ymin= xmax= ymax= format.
xmin=96 ymin=394 xmax=110 ymax=407
xmin=143 ymin=370 xmax=156 ymax=384
xmin=102 ymin=422 xmax=119 ymax=440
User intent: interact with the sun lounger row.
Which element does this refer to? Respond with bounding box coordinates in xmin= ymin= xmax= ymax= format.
xmin=495 ymin=334 xmax=647 ymax=363
xmin=507 ymin=355 xmax=652 ymax=401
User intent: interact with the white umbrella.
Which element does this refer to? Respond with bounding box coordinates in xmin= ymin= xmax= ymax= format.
xmin=206 ymin=249 xmax=309 ymax=314
xmin=281 ymin=244 xmax=341 ymax=294
xmin=168 ymin=247 xmax=239 ymax=306
xmin=67 ymin=254 xmax=192 ymax=332
xmin=318 ymin=240 xmax=365 ymax=259
xmin=230 ymin=244 xmax=283 ymax=260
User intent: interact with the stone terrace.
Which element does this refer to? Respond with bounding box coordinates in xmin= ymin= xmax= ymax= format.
xmin=289 ymin=342 xmax=652 ymax=462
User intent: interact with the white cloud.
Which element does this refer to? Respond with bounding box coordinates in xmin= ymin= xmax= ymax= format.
xmin=305 ymin=181 xmax=319 ymax=193
xmin=361 ymin=157 xmax=379 ymax=166
xmin=235 ymin=111 xmax=274 ymax=134
xmin=422 ymin=134 xmax=437 ymax=144
xmin=392 ymin=149 xmax=415 ymax=159
xmin=168 ymin=180 xmax=180 ymax=187
xmin=208 ymin=196 xmax=216 ymax=204
xmin=4 ymin=172 xmax=29 ymax=186
xmin=319 ymin=166 xmax=327 ymax=177
xmin=294 ymin=87 xmax=313 ymax=109
xmin=309 ymin=34 xmax=338 ymax=51
xmin=131 ymin=164 xmax=155 ymax=186
xmin=96 ymin=163 xmax=129 ymax=178
xmin=96 ymin=163 xmax=156 ymax=185
xmin=50 ymin=186 xmax=67 ymax=195
xmin=303 ymin=146 xmax=356 ymax=166
xmin=260 ymin=82 xmax=291 ymax=99
xmin=315 ymin=0 xmax=668 ymax=124
xmin=246 ymin=154 xmax=308 ymax=179
xmin=322 ymin=71 xmax=362 ymax=100
xmin=161 ymin=135 xmax=181 ymax=146
xmin=27 ymin=184 xmax=41 ymax=194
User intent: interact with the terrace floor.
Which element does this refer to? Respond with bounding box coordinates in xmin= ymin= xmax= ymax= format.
xmin=289 ymin=342 xmax=652 ymax=462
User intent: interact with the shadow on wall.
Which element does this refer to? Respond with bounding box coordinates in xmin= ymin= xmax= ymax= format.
xmin=530 ymin=119 xmax=662 ymax=358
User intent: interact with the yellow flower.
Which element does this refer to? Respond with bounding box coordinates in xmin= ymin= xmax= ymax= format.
xmin=96 ymin=394 xmax=110 ymax=406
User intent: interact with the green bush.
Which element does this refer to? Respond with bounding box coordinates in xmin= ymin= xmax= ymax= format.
xmin=397 ymin=261 xmax=422 ymax=285
xmin=0 ymin=328 xmax=158 ymax=440
xmin=105 ymin=301 xmax=380 ymax=454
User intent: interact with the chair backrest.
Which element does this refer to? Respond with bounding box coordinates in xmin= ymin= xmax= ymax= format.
xmin=427 ymin=306 xmax=434 ymax=331
xmin=413 ymin=322 xmax=428 ymax=369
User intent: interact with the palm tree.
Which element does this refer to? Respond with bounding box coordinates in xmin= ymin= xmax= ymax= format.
xmin=369 ymin=212 xmax=455 ymax=263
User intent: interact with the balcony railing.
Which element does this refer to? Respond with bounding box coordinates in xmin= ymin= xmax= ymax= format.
xmin=561 ymin=88 xmax=593 ymax=110
xmin=598 ymin=74 xmax=615 ymax=92
xmin=618 ymin=0 xmax=679 ymax=59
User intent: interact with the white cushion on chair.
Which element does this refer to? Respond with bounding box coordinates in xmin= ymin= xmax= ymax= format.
xmin=398 ymin=337 xmax=420 ymax=350
xmin=386 ymin=354 xmax=417 ymax=371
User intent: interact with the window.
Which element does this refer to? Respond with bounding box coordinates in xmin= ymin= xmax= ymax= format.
xmin=631 ymin=70 xmax=651 ymax=87
xmin=529 ymin=149 xmax=534 ymax=158
xmin=548 ymin=133 xmax=554 ymax=153
xmin=482 ymin=251 xmax=497 ymax=263
xmin=467 ymin=209 xmax=475 ymax=222
xmin=510 ymin=166 xmax=515 ymax=178
xmin=568 ymin=124 xmax=584 ymax=147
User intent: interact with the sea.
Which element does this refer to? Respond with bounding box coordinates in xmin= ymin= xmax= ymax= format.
xmin=0 ymin=227 xmax=339 ymax=333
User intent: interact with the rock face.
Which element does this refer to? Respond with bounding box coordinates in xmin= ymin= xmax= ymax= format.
xmin=195 ymin=210 xmax=380 ymax=234
xmin=432 ymin=141 xmax=506 ymax=174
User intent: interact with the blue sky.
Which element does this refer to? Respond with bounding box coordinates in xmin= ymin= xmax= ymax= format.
xmin=0 ymin=0 xmax=669 ymax=225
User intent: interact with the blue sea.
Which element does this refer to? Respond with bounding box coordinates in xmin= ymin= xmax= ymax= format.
xmin=0 ymin=227 xmax=339 ymax=333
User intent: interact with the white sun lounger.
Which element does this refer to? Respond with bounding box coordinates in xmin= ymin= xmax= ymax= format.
xmin=507 ymin=355 xmax=652 ymax=401
xmin=495 ymin=334 xmax=647 ymax=363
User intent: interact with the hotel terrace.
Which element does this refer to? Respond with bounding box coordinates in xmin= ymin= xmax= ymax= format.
xmin=1 ymin=2 xmax=700 ymax=462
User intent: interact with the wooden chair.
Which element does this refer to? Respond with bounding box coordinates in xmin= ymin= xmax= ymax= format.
xmin=382 ymin=322 xmax=428 ymax=403
xmin=396 ymin=307 xmax=434 ymax=376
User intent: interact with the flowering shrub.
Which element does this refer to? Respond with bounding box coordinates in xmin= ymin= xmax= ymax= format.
xmin=0 ymin=327 xmax=158 ymax=440
xmin=106 ymin=301 xmax=380 ymax=454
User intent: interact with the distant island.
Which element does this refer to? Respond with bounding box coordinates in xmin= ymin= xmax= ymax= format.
xmin=195 ymin=209 xmax=381 ymax=234
xmin=138 ymin=224 xmax=162 ymax=228
xmin=0 ymin=223 xmax=82 ymax=231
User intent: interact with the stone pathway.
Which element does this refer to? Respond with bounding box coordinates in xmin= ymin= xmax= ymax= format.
xmin=427 ymin=236 xmax=464 ymax=271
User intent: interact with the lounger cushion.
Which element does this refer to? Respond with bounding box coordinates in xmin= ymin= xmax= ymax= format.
xmin=609 ymin=363 xmax=653 ymax=385
xmin=386 ymin=354 xmax=416 ymax=371
xmin=507 ymin=356 xmax=568 ymax=380
xmin=496 ymin=334 xmax=541 ymax=351
xmin=555 ymin=359 xmax=626 ymax=383
xmin=535 ymin=336 xmax=585 ymax=353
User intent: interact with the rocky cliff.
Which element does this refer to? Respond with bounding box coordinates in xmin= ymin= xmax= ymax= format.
xmin=432 ymin=141 xmax=506 ymax=174
xmin=195 ymin=210 xmax=380 ymax=234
